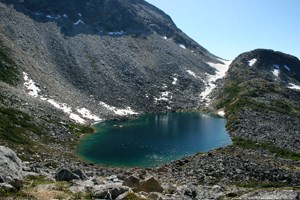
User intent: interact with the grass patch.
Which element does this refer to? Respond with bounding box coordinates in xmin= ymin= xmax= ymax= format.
xmin=233 ymin=137 xmax=300 ymax=161
xmin=0 ymin=107 xmax=45 ymax=145
xmin=0 ymin=45 xmax=19 ymax=85
xmin=68 ymin=124 xmax=94 ymax=138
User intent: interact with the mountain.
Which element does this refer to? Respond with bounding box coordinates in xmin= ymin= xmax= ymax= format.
xmin=214 ymin=49 xmax=300 ymax=153
xmin=0 ymin=0 xmax=230 ymax=127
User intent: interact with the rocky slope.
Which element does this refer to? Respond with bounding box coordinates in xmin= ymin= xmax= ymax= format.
xmin=0 ymin=0 xmax=227 ymax=124
xmin=214 ymin=49 xmax=300 ymax=153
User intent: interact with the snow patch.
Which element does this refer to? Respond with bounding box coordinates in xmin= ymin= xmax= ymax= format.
xmin=162 ymin=84 xmax=168 ymax=89
xmin=200 ymin=59 xmax=232 ymax=105
xmin=69 ymin=113 xmax=86 ymax=124
xmin=46 ymin=15 xmax=61 ymax=20
xmin=186 ymin=70 xmax=198 ymax=78
xmin=179 ymin=44 xmax=186 ymax=49
xmin=217 ymin=110 xmax=225 ymax=117
xmin=73 ymin=20 xmax=84 ymax=25
xmin=99 ymin=102 xmax=138 ymax=116
xmin=154 ymin=91 xmax=172 ymax=102
xmin=108 ymin=31 xmax=125 ymax=36
xmin=22 ymin=71 xmax=101 ymax=124
xmin=163 ymin=36 xmax=168 ymax=40
xmin=274 ymin=64 xmax=280 ymax=69
xmin=47 ymin=99 xmax=72 ymax=114
xmin=248 ymin=58 xmax=257 ymax=67
xmin=284 ymin=65 xmax=291 ymax=71
xmin=288 ymin=83 xmax=300 ymax=91
xmin=78 ymin=13 xmax=82 ymax=17
xmin=63 ymin=14 xmax=68 ymax=18
xmin=23 ymin=72 xmax=41 ymax=98
xmin=172 ymin=77 xmax=178 ymax=85
xmin=273 ymin=69 xmax=279 ymax=77
xmin=77 ymin=108 xmax=102 ymax=122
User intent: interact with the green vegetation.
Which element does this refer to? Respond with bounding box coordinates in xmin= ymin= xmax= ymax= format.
xmin=216 ymin=74 xmax=300 ymax=132
xmin=0 ymin=107 xmax=45 ymax=145
xmin=68 ymin=124 xmax=94 ymax=138
xmin=0 ymin=45 xmax=19 ymax=85
xmin=233 ymin=137 xmax=300 ymax=161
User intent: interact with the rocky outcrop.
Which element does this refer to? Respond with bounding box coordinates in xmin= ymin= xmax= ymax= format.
xmin=215 ymin=49 xmax=300 ymax=153
xmin=0 ymin=146 xmax=23 ymax=190
xmin=54 ymin=168 xmax=87 ymax=182
xmin=139 ymin=176 xmax=163 ymax=193
xmin=92 ymin=184 xmax=132 ymax=199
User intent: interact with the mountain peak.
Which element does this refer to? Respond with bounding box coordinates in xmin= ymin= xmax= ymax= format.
xmin=3 ymin=0 xmax=176 ymax=36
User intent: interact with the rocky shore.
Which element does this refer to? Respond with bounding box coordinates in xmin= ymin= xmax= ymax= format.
xmin=1 ymin=143 xmax=300 ymax=199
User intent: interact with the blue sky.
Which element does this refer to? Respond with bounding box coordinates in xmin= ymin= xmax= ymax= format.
xmin=146 ymin=0 xmax=300 ymax=60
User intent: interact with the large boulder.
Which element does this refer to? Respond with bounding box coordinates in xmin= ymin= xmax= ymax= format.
xmin=0 ymin=146 xmax=23 ymax=190
xmin=92 ymin=184 xmax=131 ymax=199
xmin=139 ymin=177 xmax=163 ymax=193
xmin=123 ymin=175 xmax=140 ymax=191
xmin=54 ymin=168 xmax=80 ymax=182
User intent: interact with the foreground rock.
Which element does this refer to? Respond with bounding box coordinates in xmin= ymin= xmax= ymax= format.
xmin=92 ymin=184 xmax=131 ymax=199
xmin=0 ymin=146 xmax=23 ymax=190
xmin=54 ymin=168 xmax=87 ymax=182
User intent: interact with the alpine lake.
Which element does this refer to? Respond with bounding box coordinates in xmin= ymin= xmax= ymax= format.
xmin=77 ymin=112 xmax=232 ymax=167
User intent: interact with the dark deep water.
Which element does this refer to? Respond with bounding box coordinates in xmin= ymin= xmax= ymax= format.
xmin=77 ymin=112 xmax=232 ymax=167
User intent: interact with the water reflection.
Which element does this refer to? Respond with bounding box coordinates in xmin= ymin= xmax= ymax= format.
xmin=77 ymin=112 xmax=232 ymax=167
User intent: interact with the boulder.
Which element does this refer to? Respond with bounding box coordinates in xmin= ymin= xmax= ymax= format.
xmin=92 ymin=184 xmax=131 ymax=199
xmin=123 ymin=175 xmax=140 ymax=191
xmin=0 ymin=146 xmax=23 ymax=190
xmin=72 ymin=169 xmax=88 ymax=180
xmin=54 ymin=168 xmax=80 ymax=182
xmin=139 ymin=177 xmax=163 ymax=193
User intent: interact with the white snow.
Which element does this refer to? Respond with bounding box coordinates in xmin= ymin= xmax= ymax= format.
xmin=274 ymin=64 xmax=280 ymax=69
xmin=63 ymin=14 xmax=68 ymax=18
xmin=284 ymin=65 xmax=291 ymax=71
xmin=179 ymin=44 xmax=186 ymax=49
xmin=200 ymin=59 xmax=232 ymax=105
xmin=22 ymin=71 xmax=99 ymax=124
xmin=154 ymin=91 xmax=172 ymax=102
xmin=248 ymin=58 xmax=257 ymax=67
xmin=73 ymin=20 xmax=84 ymax=25
xmin=78 ymin=13 xmax=82 ymax=17
xmin=99 ymin=101 xmax=138 ymax=116
xmin=77 ymin=108 xmax=102 ymax=122
xmin=46 ymin=15 xmax=61 ymax=20
xmin=288 ymin=83 xmax=300 ymax=91
xmin=108 ymin=31 xmax=125 ymax=36
xmin=172 ymin=77 xmax=178 ymax=85
xmin=163 ymin=36 xmax=167 ymax=40
xmin=162 ymin=84 xmax=168 ymax=89
xmin=186 ymin=70 xmax=198 ymax=78
xmin=217 ymin=110 xmax=225 ymax=117
xmin=273 ymin=69 xmax=280 ymax=77
xmin=47 ymin=99 xmax=72 ymax=114
xmin=69 ymin=113 xmax=86 ymax=124
xmin=23 ymin=72 xmax=41 ymax=98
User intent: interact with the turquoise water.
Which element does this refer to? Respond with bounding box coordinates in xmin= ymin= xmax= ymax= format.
xmin=77 ymin=112 xmax=231 ymax=167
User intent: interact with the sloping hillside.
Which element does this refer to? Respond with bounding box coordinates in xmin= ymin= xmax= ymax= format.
xmin=215 ymin=49 xmax=300 ymax=153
